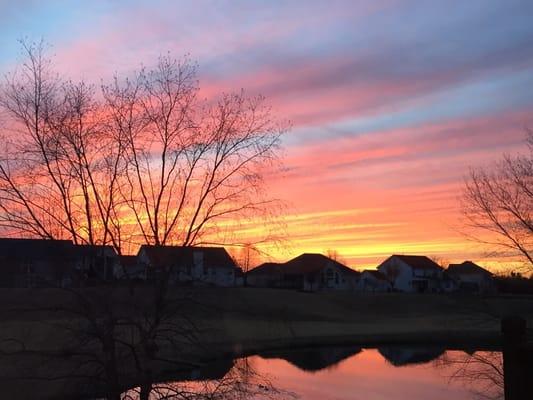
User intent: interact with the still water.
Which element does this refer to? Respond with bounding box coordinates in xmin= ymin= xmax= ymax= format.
xmin=123 ymin=346 xmax=505 ymax=399
xmin=246 ymin=347 xmax=502 ymax=399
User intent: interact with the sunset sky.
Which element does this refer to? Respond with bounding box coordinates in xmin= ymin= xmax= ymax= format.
xmin=1 ymin=1 xmax=533 ymax=270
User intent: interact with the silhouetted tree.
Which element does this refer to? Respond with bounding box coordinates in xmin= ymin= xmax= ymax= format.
xmin=230 ymin=242 xmax=261 ymax=286
xmin=0 ymin=40 xmax=287 ymax=253
xmin=429 ymin=256 xmax=449 ymax=269
xmin=461 ymin=131 xmax=532 ymax=271
xmin=0 ymin=40 xmax=288 ymax=400
xmin=325 ymin=249 xmax=346 ymax=264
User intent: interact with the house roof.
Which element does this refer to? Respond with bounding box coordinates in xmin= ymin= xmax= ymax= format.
xmin=248 ymin=254 xmax=360 ymax=277
xmin=139 ymin=245 xmax=236 ymax=269
xmin=447 ymin=261 xmax=492 ymax=276
xmin=0 ymin=238 xmax=74 ymax=262
xmin=362 ymin=269 xmax=389 ymax=281
xmin=248 ymin=262 xmax=282 ymax=275
xmin=282 ymin=253 xmax=359 ymax=276
xmin=392 ymin=255 xmax=443 ymax=271
xmin=71 ymin=244 xmax=118 ymax=258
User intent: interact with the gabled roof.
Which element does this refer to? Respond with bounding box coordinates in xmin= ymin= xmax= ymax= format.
xmin=0 ymin=238 xmax=74 ymax=262
xmin=362 ymin=269 xmax=389 ymax=281
xmin=71 ymin=244 xmax=118 ymax=258
xmin=139 ymin=245 xmax=236 ymax=269
xmin=248 ymin=262 xmax=282 ymax=275
xmin=448 ymin=261 xmax=492 ymax=276
xmin=391 ymin=255 xmax=443 ymax=271
xmin=283 ymin=253 xmax=359 ymax=276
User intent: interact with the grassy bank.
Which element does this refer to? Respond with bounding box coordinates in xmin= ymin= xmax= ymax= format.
xmin=1 ymin=287 xmax=532 ymax=351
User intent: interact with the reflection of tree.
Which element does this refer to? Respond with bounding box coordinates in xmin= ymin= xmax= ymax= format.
xmin=122 ymin=357 xmax=297 ymax=400
xmin=0 ymin=337 xmax=296 ymax=400
xmin=434 ymin=351 xmax=503 ymax=400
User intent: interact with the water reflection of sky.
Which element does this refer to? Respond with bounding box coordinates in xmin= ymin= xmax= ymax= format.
xmin=249 ymin=349 xmax=502 ymax=400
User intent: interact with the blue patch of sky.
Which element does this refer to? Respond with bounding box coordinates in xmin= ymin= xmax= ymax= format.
xmin=0 ymin=2 xmax=109 ymax=71
xmin=285 ymin=68 xmax=533 ymax=147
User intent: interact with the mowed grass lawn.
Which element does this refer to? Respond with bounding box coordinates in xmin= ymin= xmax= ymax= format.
xmin=1 ymin=287 xmax=532 ymax=350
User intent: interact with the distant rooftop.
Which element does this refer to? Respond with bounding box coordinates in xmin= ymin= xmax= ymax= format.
xmin=282 ymin=253 xmax=359 ymax=276
xmin=448 ymin=261 xmax=492 ymax=276
xmin=248 ymin=262 xmax=283 ymax=275
xmin=249 ymin=253 xmax=359 ymax=276
xmin=0 ymin=238 xmax=74 ymax=261
xmin=391 ymin=255 xmax=443 ymax=271
xmin=362 ymin=269 xmax=388 ymax=281
xmin=139 ymin=245 xmax=236 ymax=269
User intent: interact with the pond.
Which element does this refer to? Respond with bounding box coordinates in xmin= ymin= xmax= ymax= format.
xmin=246 ymin=347 xmax=503 ymax=399
xmin=121 ymin=345 xmax=507 ymax=400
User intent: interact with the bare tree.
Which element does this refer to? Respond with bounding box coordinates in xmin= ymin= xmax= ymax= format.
xmin=229 ymin=242 xmax=260 ymax=286
xmin=0 ymin=40 xmax=126 ymax=250
xmin=429 ymin=256 xmax=450 ymax=269
xmin=0 ymin=40 xmax=288 ymax=400
xmin=0 ymin=40 xmax=287 ymax=253
xmin=434 ymin=351 xmax=504 ymax=400
xmin=461 ymin=131 xmax=532 ymax=271
xmin=325 ymin=249 xmax=346 ymax=265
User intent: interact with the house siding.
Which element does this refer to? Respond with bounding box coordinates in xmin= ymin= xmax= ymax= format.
xmin=377 ymin=256 xmax=443 ymax=293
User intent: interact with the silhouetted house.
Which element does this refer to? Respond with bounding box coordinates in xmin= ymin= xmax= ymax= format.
xmin=279 ymin=253 xmax=359 ymax=291
xmin=0 ymin=238 xmax=75 ymax=287
xmin=115 ymin=255 xmax=146 ymax=281
xmin=441 ymin=270 xmax=459 ymax=293
xmin=377 ymin=255 xmax=444 ymax=293
xmin=234 ymin=267 xmax=245 ymax=287
xmin=359 ymin=269 xmax=391 ymax=292
xmin=138 ymin=245 xmax=238 ymax=287
xmin=72 ymin=245 xmax=118 ymax=284
xmin=246 ymin=262 xmax=283 ymax=288
xmin=447 ymin=261 xmax=495 ymax=293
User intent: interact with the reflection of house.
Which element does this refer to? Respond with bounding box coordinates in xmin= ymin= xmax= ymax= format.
xmin=72 ymin=245 xmax=118 ymax=283
xmin=138 ymin=245 xmax=239 ymax=287
xmin=378 ymin=346 xmax=445 ymax=366
xmin=377 ymin=255 xmax=444 ymax=293
xmin=447 ymin=261 xmax=495 ymax=293
xmin=359 ymin=270 xmax=391 ymax=292
xmin=0 ymin=238 xmax=75 ymax=287
xmin=246 ymin=262 xmax=283 ymax=287
xmin=259 ymin=345 xmax=361 ymax=372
